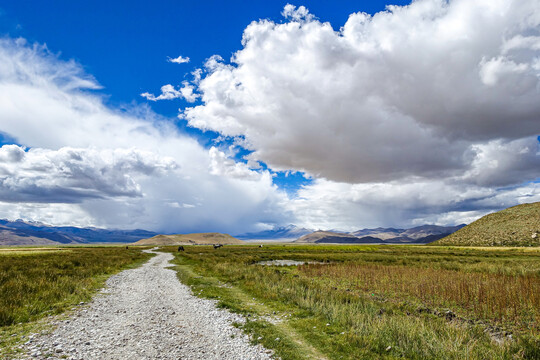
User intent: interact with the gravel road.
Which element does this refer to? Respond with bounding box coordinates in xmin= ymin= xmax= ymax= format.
xmin=18 ymin=249 xmax=273 ymax=360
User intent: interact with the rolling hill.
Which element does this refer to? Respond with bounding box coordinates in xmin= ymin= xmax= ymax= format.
xmin=133 ymin=233 xmax=244 ymax=246
xmin=434 ymin=202 xmax=540 ymax=247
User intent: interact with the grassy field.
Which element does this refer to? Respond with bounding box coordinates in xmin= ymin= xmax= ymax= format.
xmin=164 ymin=244 xmax=540 ymax=359
xmin=0 ymin=246 xmax=152 ymax=357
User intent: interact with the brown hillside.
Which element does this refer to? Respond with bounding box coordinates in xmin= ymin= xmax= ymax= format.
xmin=295 ymin=231 xmax=360 ymax=243
xmin=132 ymin=233 xmax=244 ymax=246
xmin=434 ymin=202 xmax=540 ymax=247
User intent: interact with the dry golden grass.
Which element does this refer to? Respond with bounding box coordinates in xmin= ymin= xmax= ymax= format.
xmin=301 ymin=262 xmax=540 ymax=330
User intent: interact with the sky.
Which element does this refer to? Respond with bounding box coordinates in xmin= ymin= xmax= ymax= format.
xmin=0 ymin=0 xmax=538 ymax=234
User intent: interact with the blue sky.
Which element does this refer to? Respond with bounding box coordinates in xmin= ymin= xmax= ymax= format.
xmin=0 ymin=0 xmax=407 ymax=113
xmin=0 ymin=0 xmax=538 ymax=233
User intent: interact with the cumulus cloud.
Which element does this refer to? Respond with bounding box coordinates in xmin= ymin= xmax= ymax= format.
xmin=141 ymin=84 xmax=182 ymax=101
xmin=0 ymin=37 xmax=289 ymax=233
xmin=184 ymin=0 xmax=540 ymax=184
xmin=0 ymin=145 xmax=177 ymax=202
xmin=168 ymin=55 xmax=190 ymax=64
xmin=141 ymin=82 xmax=198 ymax=102
xmin=464 ymin=137 xmax=540 ymax=187
xmin=282 ymin=4 xmax=314 ymax=22
xmin=179 ymin=81 xmax=198 ymax=102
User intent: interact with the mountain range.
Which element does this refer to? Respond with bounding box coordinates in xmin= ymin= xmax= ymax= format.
xmin=0 ymin=219 xmax=157 ymax=245
xmin=1 ymin=219 xmax=465 ymax=246
xmin=236 ymin=225 xmax=312 ymax=240
xmin=240 ymin=224 xmax=465 ymax=244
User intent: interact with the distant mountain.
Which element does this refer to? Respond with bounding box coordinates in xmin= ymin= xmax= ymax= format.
xmin=236 ymin=225 xmax=312 ymax=240
xmin=350 ymin=224 xmax=465 ymax=244
xmin=295 ymin=231 xmax=363 ymax=244
xmin=352 ymin=227 xmax=402 ymax=236
xmin=434 ymin=202 xmax=540 ymax=247
xmin=401 ymin=225 xmax=466 ymax=240
xmin=0 ymin=219 xmax=157 ymax=246
xmin=133 ymin=233 xmax=244 ymax=246
xmin=295 ymin=224 xmax=465 ymax=244
xmin=351 ymin=227 xmax=403 ymax=240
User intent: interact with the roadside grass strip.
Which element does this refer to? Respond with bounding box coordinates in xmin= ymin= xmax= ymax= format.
xmin=171 ymin=259 xmax=326 ymax=360
xmin=0 ymin=247 xmax=153 ymax=358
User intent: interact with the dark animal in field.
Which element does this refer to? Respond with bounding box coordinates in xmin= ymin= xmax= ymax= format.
xmin=258 ymin=245 xmax=263 ymax=248
xmin=178 ymin=246 xmax=185 ymax=251
xmin=125 ymin=246 xmax=128 ymax=249
xmin=213 ymin=244 xmax=223 ymax=249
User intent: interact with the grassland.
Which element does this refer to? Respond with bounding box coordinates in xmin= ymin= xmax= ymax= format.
xmin=164 ymin=244 xmax=540 ymax=359
xmin=0 ymin=246 xmax=152 ymax=357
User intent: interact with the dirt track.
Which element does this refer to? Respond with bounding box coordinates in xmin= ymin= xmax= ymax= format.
xmin=19 ymin=250 xmax=272 ymax=360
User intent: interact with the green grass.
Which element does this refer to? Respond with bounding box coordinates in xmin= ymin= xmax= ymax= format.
xmin=0 ymin=246 xmax=153 ymax=357
xmin=164 ymin=244 xmax=540 ymax=359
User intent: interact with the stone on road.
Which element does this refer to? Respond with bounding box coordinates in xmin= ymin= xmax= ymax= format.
xmin=19 ymin=249 xmax=272 ymax=359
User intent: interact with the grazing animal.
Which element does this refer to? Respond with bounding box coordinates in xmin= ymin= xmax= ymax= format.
xmin=125 ymin=246 xmax=129 ymax=250
xmin=258 ymin=245 xmax=263 ymax=248
xmin=213 ymin=244 xmax=223 ymax=249
xmin=178 ymin=246 xmax=185 ymax=252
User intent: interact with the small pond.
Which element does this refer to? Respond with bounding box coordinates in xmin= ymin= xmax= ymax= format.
xmin=256 ymin=259 xmax=328 ymax=266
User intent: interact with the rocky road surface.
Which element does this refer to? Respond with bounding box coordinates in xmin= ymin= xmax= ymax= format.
xmin=17 ymin=249 xmax=272 ymax=360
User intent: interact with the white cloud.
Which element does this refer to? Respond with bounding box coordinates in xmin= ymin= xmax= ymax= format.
xmin=289 ymin=178 xmax=540 ymax=231
xmin=282 ymin=4 xmax=314 ymax=22
xmin=179 ymin=81 xmax=198 ymax=102
xmin=168 ymin=55 xmax=190 ymax=64
xmin=479 ymin=56 xmax=529 ymax=86
xmin=184 ymin=0 xmax=540 ymax=184
xmin=141 ymin=84 xmax=181 ymax=101
xmin=208 ymin=146 xmax=268 ymax=181
xmin=0 ymin=145 xmax=177 ymax=202
xmin=0 ymin=37 xmax=289 ymax=233
xmin=0 ymin=202 xmax=95 ymax=227
xmin=0 ymin=144 xmax=25 ymax=163
xmin=141 ymin=82 xmax=199 ymax=102
xmin=464 ymin=137 xmax=540 ymax=187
